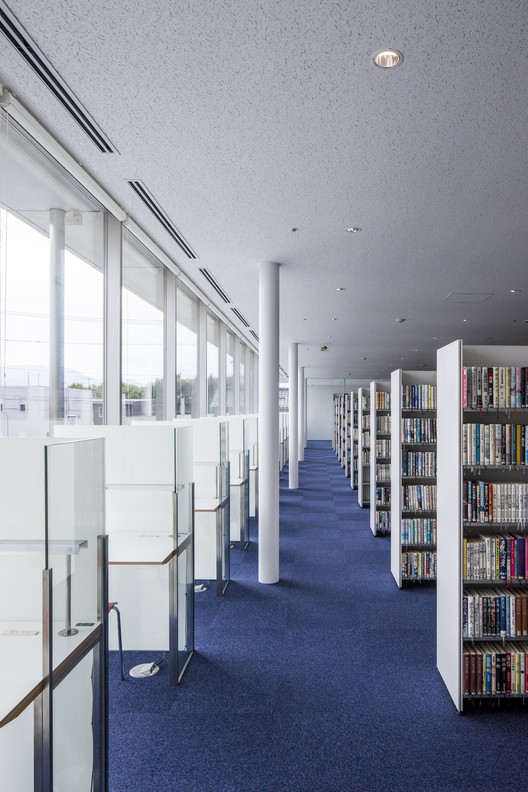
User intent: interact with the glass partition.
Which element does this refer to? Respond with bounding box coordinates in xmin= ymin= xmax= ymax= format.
xmin=174 ymin=426 xmax=194 ymax=681
xmin=122 ymin=230 xmax=165 ymax=423
xmin=0 ymin=439 xmax=47 ymax=791
xmin=46 ymin=438 xmax=105 ymax=792
xmin=239 ymin=342 xmax=246 ymax=414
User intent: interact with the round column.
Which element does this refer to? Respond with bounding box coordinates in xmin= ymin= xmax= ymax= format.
xmin=288 ymin=343 xmax=298 ymax=488
xmin=258 ymin=261 xmax=280 ymax=584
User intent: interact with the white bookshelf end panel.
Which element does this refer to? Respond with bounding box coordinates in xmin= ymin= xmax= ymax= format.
xmin=436 ymin=339 xmax=463 ymax=711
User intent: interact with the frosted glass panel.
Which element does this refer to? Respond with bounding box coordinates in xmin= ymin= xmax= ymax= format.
xmin=53 ymin=652 xmax=94 ymax=792
xmin=46 ymin=438 xmax=104 ymax=630
xmin=0 ymin=439 xmax=46 ymax=623
xmin=0 ymin=439 xmax=46 ymax=786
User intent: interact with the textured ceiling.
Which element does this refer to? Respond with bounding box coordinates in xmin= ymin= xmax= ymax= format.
xmin=0 ymin=0 xmax=527 ymax=380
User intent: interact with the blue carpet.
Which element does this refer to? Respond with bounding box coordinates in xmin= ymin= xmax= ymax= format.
xmin=109 ymin=441 xmax=528 ymax=792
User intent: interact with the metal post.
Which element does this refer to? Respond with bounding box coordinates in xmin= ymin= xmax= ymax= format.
xmin=92 ymin=535 xmax=109 ymax=792
xmin=34 ymin=568 xmax=53 ymax=792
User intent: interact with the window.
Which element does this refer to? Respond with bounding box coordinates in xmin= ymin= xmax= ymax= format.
xmin=206 ymin=312 xmax=220 ymax=416
xmin=176 ymin=283 xmax=198 ymax=418
xmin=226 ymin=331 xmax=235 ymax=414
xmin=239 ymin=342 xmax=246 ymax=414
xmin=122 ymin=231 xmax=165 ymax=422
xmin=0 ymin=116 xmax=104 ymax=437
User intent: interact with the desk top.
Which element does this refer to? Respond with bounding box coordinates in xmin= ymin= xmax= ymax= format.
xmin=108 ymin=532 xmax=179 ymax=565
xmin=194 ymin=497 xmax=229 ymax=512
xmin=0 ymin=620 xmax=101 ymax=729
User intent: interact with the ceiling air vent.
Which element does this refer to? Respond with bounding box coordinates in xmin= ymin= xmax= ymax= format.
xmin=250 ymin=330 xmax=259 ymax=342
xmin=0 ymin=2 xmax=115 ymax=153
xmin=127 ymin=180 xmax=197 ymax=259
xmin=199 ymin=268 xmax=230 ymax=303
xmin=231 ymin=308 xmax=250 ymax=328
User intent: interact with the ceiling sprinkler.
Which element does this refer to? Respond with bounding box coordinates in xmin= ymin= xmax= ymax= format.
xmin=321 ymin=345 xmax=328 ymax=352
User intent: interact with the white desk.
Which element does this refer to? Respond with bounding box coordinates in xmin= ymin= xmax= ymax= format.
xmin=0 ymin=620 xmax=101 ymax=729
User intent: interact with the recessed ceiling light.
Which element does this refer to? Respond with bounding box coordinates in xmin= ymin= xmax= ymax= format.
xmin=361 ymin=356 xmax=368 ymax=360
xmin=413 ymin=349 xmax=419 ymax=352
xmin=331 ymin=317 xmax=337 ymax=321
xmin=511 ymin=289 xmax=521 ymax=293
xmin=395 ymin=318 xmax=406 ymax=323
xmin=335 ymin=287 xmax=345 ymax=291
xmin=486 ymin=337 xmax=494 ymax=339
xmin=346 ymin=227 xmax=361 ymax=233
xmin=328 ymin=336 xmax=332 ymax=339
xmin=462 ymin=319 xmax=471 ymax=323
xmin=291 ymin=227 xmax=298 ymax=232
xmin=432 ymin=336 xmax=439 ymax=340
xmin=373 ymin=49 xmax=403 ymax=69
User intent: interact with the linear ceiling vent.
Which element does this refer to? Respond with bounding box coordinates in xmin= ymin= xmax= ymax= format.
xmin=250 ymin=330 xmax=259 ymax=342
xmin=127 ymin=180 xmax=197 ymax=259
xmin=199 ymin=268 xmax=230 ymax=303
xmin=0 ymin=3 xmax=115 ymax=153
xmin=231 ymin=308 xmax=250 ymax=328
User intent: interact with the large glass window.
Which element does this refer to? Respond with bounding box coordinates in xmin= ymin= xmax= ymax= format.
xmin=248 ymin=349 xmax=255 ymax=413
xmin=176 ymin=282 xmax=198 ymax=418
xmin=206 ymin=312 xmax=220 ymax=416
xmin=122 ymin=231 xmax=165 ymax=422
xmin=0 ymin=115 xmax=104 ymax=437
xmin=239 ymin=342 xmax=246 ymax=414
xmin=226 ymin=330 xmax=235 ymax=415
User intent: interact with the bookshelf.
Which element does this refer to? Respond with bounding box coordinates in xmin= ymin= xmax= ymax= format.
xmin=390 ymin=369 xmax=437 ymax=587
xmin=351 ymin=391 xmax=359 ymax=490
xmin=344 ymin=392 xmax=352 ymax=477
xmin=358 ymin=387 xmax=370 ymax=508
xmin=370 ymin=380 xmax=391 ymax=535
xmin=339 ymin=394 xmax=347 ymax=471
xmin=332 ymin=394 xmax=340 ymax=455
xmin=437 ymin=341 xmax=528 ymax=711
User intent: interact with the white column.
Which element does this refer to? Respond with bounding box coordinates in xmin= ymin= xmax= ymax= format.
xmin=198 ymin=301 xmax=207 ymax=417
xmin=218 ymin=323 xmax=227 ymax=416
xmin=104 ymin=214 xmax=122 ymax=424
xmin=164 ymin=271 xmax=177 ymax=420
xmin=288 ymin=343 xmax=298 ymax=489
xmin=49 ymin=209 xmax=65 ymax=426
xmin=258 ymin=261 xmax=280 ymax=584
xmin=304 ymin=376 xmax=308 ymax=448
xmin=298 ymin=365 xmax=305 ymax=461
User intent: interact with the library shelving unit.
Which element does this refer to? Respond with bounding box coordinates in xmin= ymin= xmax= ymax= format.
xmin=437 ymin=341 xmax=528 ymax=711
xmin=370 ymin=380 xmax=391 ymax=535
xmin=339 ymin=392 xmax=351 ymax=476
xmin=332 ymin=395 xmax=339 ymax=454
xmin=390 ymin=369 xmax=437 ymax=587
xmin=358 ymin=387 xmax=370 ymax=508
xmin=351 ymin=391 xmax=359 ymax=490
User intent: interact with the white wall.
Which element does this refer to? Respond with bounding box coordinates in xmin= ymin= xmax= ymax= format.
xmin=307 ymin=378 xmax=372 ymax=441
xmin=307 ymin=382 xmax=335 ymax=440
